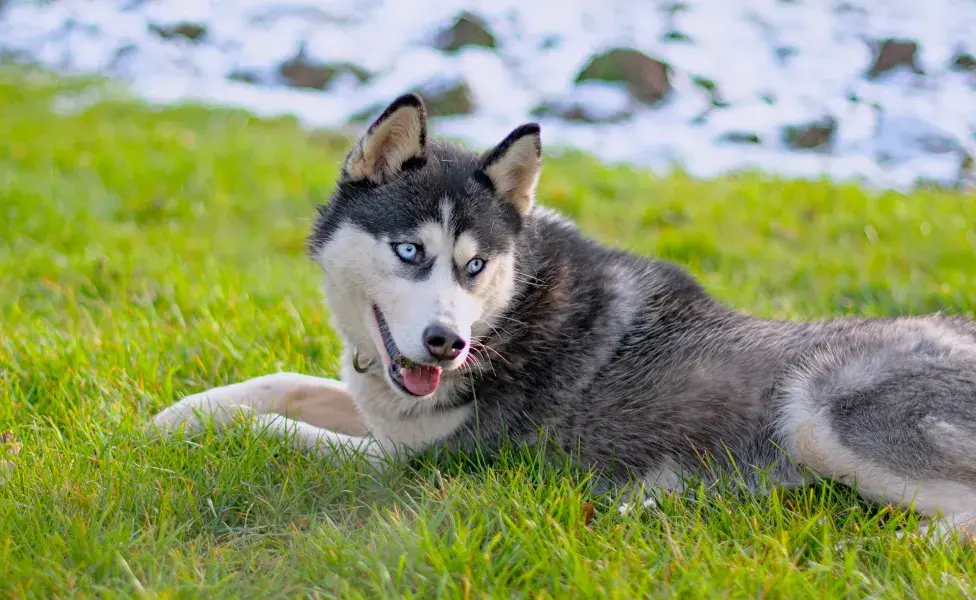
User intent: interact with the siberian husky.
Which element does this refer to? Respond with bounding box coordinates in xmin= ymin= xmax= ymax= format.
xmin=153 ymin=93 xmax=976 ymax=539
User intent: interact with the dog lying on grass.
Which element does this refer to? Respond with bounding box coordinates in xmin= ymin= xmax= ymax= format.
xmin=154 ymin=93 xmax=976 ymax=542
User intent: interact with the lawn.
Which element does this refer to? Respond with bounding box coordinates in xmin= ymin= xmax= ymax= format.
xmin=2 ymin=66 xmax=976 ymax=598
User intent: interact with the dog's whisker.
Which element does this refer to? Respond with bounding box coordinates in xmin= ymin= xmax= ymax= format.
xmin=485 ymin=313 xmax=529 ymax=328
xmin=512 ymin=267 xmax=544 ymax=285
xmin=468 ymin=344 xmax=495 ymax=375
xmin=471 ymin=340 xmax=511 ymax=370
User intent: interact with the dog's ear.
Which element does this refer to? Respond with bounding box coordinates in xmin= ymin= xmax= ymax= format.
xmin=479 ymin=123 xmax=542 ymax=217
xmin=342 ymin=94 xmax=427 ymax=184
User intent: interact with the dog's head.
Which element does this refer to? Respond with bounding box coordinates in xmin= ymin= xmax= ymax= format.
xmin=308 ymin=94 xmax=541 ymax=400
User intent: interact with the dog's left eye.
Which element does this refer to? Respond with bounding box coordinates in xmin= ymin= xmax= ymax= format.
xmin=393 ymin=242 xmax=423 ymax=264
xmin=466 ymin=258 xmax=486 ymax=276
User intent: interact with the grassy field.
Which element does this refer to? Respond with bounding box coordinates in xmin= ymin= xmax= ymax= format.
xmin=2 ymin=66 xmax=976 ymax=598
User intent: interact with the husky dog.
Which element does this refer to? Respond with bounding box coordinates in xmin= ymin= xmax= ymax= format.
xmin=154 ymin=94 xmax=976 ymax=539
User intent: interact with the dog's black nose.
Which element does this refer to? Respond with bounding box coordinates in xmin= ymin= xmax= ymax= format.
xmin=423 ymin=324 xmax=466 ymax=361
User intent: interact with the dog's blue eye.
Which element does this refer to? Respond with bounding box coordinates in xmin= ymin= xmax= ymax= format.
xmin=466 ymin=258 xmax=486 ymax=276
xmin=394 ymin=243 xmax=422 ymax=263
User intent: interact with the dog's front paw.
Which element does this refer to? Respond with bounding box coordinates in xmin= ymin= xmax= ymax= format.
xmin=150 ymin=398 xmax=194 ymax=432
xmin=150 ymin=388 xmax=250 ymax=435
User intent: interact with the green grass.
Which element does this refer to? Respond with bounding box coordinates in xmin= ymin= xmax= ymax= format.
xmin=2 ymin=66 xmax=976 ymax=598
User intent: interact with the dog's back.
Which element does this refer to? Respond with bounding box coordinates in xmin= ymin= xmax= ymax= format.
xmin=443 ymin=209 xmax=976 ymax=524
xmin=440 ymin=209 xmax=801 ymax=485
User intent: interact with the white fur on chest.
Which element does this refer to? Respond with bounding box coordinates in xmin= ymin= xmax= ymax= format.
xmin=340 ymin=357 xmax=472 ymax=453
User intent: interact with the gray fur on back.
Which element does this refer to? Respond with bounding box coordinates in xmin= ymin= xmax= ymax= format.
xmin=432 ymin=208 xmax=976 ymax=490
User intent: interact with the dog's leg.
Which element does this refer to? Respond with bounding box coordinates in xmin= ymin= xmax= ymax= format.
xmin=618 ymin=458 xmax=689 ymax=514
xmin=908 ymin=512 xmax=976 ymax=543
xmin=242 ymin=408 xmax=385 ymax=462
xmin=153 ymin=372 xmax=367 ymax=437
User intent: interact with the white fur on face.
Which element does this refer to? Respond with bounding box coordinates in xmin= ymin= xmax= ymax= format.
xmin=313 ymin=204 xmax=518 ymax=393
xmin=385 ymin=216 xmax=479 ymax=368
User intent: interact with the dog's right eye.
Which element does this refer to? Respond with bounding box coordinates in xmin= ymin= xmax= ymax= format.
xmin=393 ymin=242 xmax=423 ymax=264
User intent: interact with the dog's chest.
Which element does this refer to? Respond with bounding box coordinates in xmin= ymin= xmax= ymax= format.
xmin=342 ymin=362 xmax=472 ymax=452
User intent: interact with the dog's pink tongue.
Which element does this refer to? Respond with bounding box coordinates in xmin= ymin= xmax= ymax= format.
xmin=401 ymin=365 xmax=442 ymax=396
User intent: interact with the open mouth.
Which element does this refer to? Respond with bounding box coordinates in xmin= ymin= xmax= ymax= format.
xmin=373 ymin=306 xmax=443 ymax=397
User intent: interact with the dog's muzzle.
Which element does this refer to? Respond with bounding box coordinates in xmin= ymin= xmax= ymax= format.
xmin=358 ymin=306 xmax=444 ymax=397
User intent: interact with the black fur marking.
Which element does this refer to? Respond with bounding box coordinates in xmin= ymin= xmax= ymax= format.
xmin=471 ymin=169 xmax=496 ymax=193
xmin=479 ymin=123 xmax=542 ymax=170
xmin=367 ymin=93 xmax=428 ymax=149
xmin=399 ymin=155 xmax=428 ymax=174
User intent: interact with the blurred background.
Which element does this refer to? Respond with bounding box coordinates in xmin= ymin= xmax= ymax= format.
xmin=1 ymin=0 xmax=974 ymax=191
xmin=2 ymin=7 xmax=976 ymax=594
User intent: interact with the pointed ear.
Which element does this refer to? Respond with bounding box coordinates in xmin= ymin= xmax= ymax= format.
xmin=479 ymin=123 xmax=542 ymax=217
xmin=342 ymin=94 xmax=427 ymax=184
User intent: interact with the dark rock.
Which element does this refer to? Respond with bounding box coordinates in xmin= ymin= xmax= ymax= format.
xmin=960 ymin=153 xmax=974 ymax=188
xmin=690 ymin=110 xmax=710 ymax=126
xmin=718 ymin=132 xmax=762 ymax=145
xmin=148 ymin=22 xmax=208 ymax=43
xmin=530 ymin=101 xmax=633 ymax=124
xmin=279 ymin=58 xmax=331 ymax=89
xmin=691 ymin=76 xmax=729 ymax=108
xmin=575 ymin=48 xmax=672 ymax=105
xmin=775 ymin=46 xmax=799 ymax=65
xmin=278 ymin=44 xmax=371 ymax=90
xmin=660 ymin=30 xmax=693 ymax=43
xmin=59 ymin=18 xmax=101 ymax=36
xmin=408 ymin=80 xmax=475 ymax=116
xmin=760 ymin=93 xmax=776 ymax=105
xmin=434 ymin=12 xmax=497 ymax=53
xmin=918 ymin=135 xmax=962 ymax=155
xmin=691 ymin=77 xmax=715 ymax=91
xmin=865 ymin=39 xmax=924 ymax=79
xmin=0 ymin=49 xmax=26 ymax=62
xmin=540 ymin=35 xmax=561 ymax=50
xmin=228 ymin=70 xmax=260 ymax=84
xmin=951 ymin=53 xmax=976 ymax=72
xmin=121 ymin=0 xmax=151 ymax=11
xmin=249 ymin=4 xmax=352 ymax=27
xmin=834 ymin=2 xmax=868 ymax=15
xmin=783 ymin=116 xmax=837 ymax=151
xmin=107 ymin=43 xmax=138 ymax=70
xmin=664 ymin=2 xmax=690 ymax=15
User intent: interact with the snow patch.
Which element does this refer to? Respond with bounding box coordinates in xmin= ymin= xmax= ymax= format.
xmin=1 ymin=0 xmax=974 ymax=190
